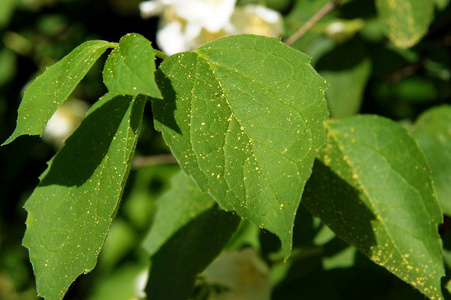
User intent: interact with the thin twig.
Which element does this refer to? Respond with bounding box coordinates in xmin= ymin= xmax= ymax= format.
xmin=284 ymin=0 xmax=340 ymax=46
xmin=133 ymin=154 xmax=177 ymax=168
xmin=382 ymin=57 xmax=425 ymax=83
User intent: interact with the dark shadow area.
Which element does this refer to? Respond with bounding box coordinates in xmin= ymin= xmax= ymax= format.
xmin=145 ymin=204 xmax=240 ymax=300
xmin=323 ymin=235 xmax=352 ymax=258
xmin=151 ymin=68 xmax=181 ymax=134
xmin=40 ymin=94 xmax=132 ymax=187
xmin=302 ymin=158 xmax=377 ymax=256
xmin=338 ymin=0 xmax=377 ymax=19
xmin=292 ymin=203 xmax=322 ymax=247
xmin=315 ymin=36 xmax=368 ymax=72
xmin=272 ymin=265 xmax=425 ymax=300
xmin=441 ymin=229 xmax=451 ymax=299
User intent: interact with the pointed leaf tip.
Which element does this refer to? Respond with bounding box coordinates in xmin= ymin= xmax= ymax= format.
xmin=3 ymin=40 xmax=114 ymax=145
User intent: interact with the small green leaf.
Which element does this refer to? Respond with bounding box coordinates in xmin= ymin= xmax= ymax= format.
xmin=0 ymin=0 xmax=18 ymax=28
xmin=435 ymin=0 xmax=450 ymax=10
xmin=23 ymin=93 xmax=146 ymax=300
xmin=142 ymin=171 xmax=240 ymax=300
xmin=152 ymin=34 xmax=329 ymax=258
xmin=103 ymin=33 xmax=162 ymax=98
xmin=303 ymin=115 xmax=444 ymax=299
xmin=376 ymin=0 xmax=433 ymax=48
xmin=411 ymin=105 xmax=451 ymax=216
xmin=2 ymin=40 xmax=114 ymax=145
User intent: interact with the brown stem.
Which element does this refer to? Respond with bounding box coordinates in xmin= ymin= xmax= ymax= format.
xmin=382 ymin=57 xmax=426 ymax=83
xmin=284 ymin=0 xmax=340 ymax=46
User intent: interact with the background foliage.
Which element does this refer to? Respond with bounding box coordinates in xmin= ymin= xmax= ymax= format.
xmin=1 ymin=0 xmax=450 ymax=299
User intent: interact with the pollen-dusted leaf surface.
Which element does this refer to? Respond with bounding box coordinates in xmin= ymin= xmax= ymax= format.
xmin=375 ymin=0 xmax=433 ymax=48
xmin=152 ymin=34 xmax=329 ymax=258
xmin=303 ymin=115 xmax=444 ymax=300
xmin=22 ymin=93 xmax=146 ymax=300
xmin=103 ymin=33 xmax=162 ymax=98
xmin=3 ymin=40 xmax=114 ymax=145
xmin=142 ymin=171 xmax=240 ymax=300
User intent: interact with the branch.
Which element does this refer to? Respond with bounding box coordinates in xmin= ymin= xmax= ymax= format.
xmin=284 ymin=0 xmax=340 ymax=46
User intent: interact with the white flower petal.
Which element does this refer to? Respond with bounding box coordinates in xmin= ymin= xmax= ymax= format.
xmin=173 ymin=0 xmax=236 ymax=32
xmin=43 ymin=99 xmax=89 ymax=149
xmin=139 ymin=0 xmax=166 ymax=19
xmin=157 ymin=21 xmax=191 ymax=54
xmin=230 ymin=4 xmax=284 ymax=37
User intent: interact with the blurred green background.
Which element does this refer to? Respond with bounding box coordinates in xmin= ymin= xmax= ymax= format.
xmin=1 ymin=0 xmax=450 ymax=299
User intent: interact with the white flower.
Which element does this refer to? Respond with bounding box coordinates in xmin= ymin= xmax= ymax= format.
xmin=172 ymin=0 xmax=236 ymax=33
xmin=139 ymin=0 xmax=283 ymax=55
xmin=139 ymin=0 xmax=166 ymax=18
xmin=141 ymin=0 xmax=236 ymax=31
xmin=42 ymin=99 xmax=89 ymax=149
xmin=229 ymin=4 xmax=284 ymax=37
xmin=203 ymin=248 xmax=271 ymax=300
xmin=134 ymin=269 xmax=149 ymax=299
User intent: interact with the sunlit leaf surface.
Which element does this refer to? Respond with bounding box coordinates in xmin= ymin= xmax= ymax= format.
xmin=103 ymin=33 xmax=162 ymax=98
xmin=152 ymin=34 xmax=329 ymax=258
xmin=3 ymin=40 xmax=114 ymax=145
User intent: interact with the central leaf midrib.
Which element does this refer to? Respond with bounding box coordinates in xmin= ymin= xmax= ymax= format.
xmin=197 ymin=52 xmax=315 ymax=163
xmin=193 ymin=54 xmax=291 ymax=233
xmin=118 ymin=45 xmax=153 ymax=91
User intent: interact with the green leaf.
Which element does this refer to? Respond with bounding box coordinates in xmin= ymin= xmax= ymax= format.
xmin=434 ymin=0 xmax=450 ymax=10
xmin=316 ymin=38 xmax=371 ymax=119
xmin=22 ymin=93 xmax=147 ymax=300
xmin=411 ymin=105 xmax=451 ymax=216
xmin=302 ymin=115 xmax=444 ymax=299
xmin=0 ymin=0 xmax=18 ymax=28
xmin=142 ymin=171 xmax=240 ymax=300
xmin=2 ymin=40 xmax=115 ymax=145
xmin=152 ymin=34 xmax=329 ymax=258
xmin=103 ymin=33 xmax=162 ymax=98
xmin=0 ymin=47 xmax=16 ymax=86
xmin=375 ymin=0 xmax=433 ymax=48
xmin=87 ymin=263 xmax=148 ymax=300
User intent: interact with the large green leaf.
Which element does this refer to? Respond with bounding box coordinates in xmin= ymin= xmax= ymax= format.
xmin=152 ymin=34 xmax=329 ymax=258
xmin=302 ymin=115 xmax=444 ymax=299
xmin=3 ymin=40 xmax=115 ymax=145
xmin=375 ymin=0 xmax=433 ymax=48
xmin=142 ymin=171 xmax=240 ymax=300
xmin=103 ymin=33 xmax=162 ymax=98
xmin=23 ymin=93 xmax=147 ymax=300
xmin=411 ymin=105 xmax=451 ymax=216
